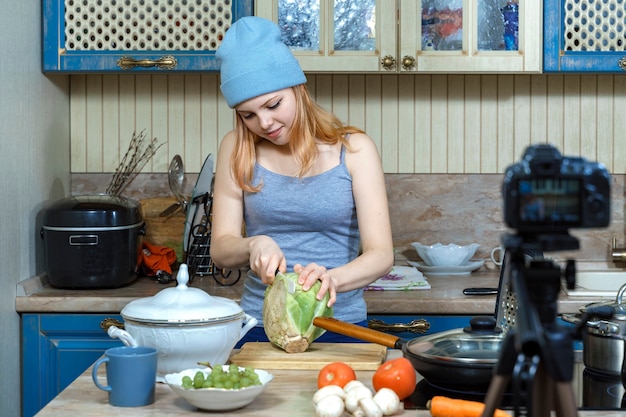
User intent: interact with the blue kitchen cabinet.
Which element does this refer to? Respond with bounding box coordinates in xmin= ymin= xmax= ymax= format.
xmin=544 ymin=0 xmax=626 ymax=72
xmin=21 ymin=313 xmax=124 ymax=417
xmin=42 ymin=0 xmax=253 ymax=73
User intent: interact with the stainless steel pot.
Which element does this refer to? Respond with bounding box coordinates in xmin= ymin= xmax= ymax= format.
xmin=564 ymin=283 xmax=626 ymax=378
xmin=582 ymin=368 xmax=626 ymax=408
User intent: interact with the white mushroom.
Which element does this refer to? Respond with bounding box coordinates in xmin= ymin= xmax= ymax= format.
xmin=358 ymin=396 xmax=384 ymax=417
xmin=344 ymin=385 xmax=373 ymax=413
xmin=314 ymin=394 xmax=345 ymax=417
xmin=343 ymin=379 xmax=366 ymax=393
xmin=352 ymin=406 xmax=366 ymax=417
xmin=313 ymin=385 xmax=346 ymax=405
xmin=373 ymin=388 xmax=401 ymax=416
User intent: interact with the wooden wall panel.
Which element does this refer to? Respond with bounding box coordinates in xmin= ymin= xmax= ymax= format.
xmin=614 ymin=76 xmax=626 ymax=173
xmin=463 ymin=75 xmax=481 ymax=174
xmin=70 ymin=73 xmax=626 ymax=175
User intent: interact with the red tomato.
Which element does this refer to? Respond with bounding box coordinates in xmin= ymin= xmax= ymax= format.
xmin=317 ymin=362 xmax=357 ymax=389
xmin=372 ymin=357 xmax=416 ymax=400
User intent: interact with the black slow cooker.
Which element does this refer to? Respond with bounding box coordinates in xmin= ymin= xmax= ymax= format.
xmin=41 ymin=194 xmax=146 ymax=289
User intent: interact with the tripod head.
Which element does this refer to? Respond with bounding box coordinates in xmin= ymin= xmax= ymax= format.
xmin=501 ymin=232 xmax=577 ymax=355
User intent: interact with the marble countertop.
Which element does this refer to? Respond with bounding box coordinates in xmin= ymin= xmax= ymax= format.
xmin=16 ymin=268 xmax=602 ymax=315
xmin=34 ymin=349 xmax=624 ymax=417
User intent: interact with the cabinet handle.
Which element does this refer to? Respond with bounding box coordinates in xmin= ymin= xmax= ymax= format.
xmin=380 ymin=55 xmax=396 ymax=71
xmin=101 ymin=317 xmax=125 ymax=330
xmin=368 ymin=318 xmax=431 ymax=334
xmin=401 ymin=55 xmax=416 ymax=71
xmin=619 ymin=57 xmax=626 ymax=71
xmin=117 ymin=56 xmax=178 ymax=70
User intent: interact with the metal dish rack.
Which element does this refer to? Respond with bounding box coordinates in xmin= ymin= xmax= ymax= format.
xmin=184 ymin=179 xmax=242 ymax=286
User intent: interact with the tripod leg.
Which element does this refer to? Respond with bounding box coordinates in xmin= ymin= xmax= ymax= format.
xmin=481 ymin=375 xmax=510 ymax=417
xmin=554 ymin=381 xmax=579 ymax=417
xmin=531 ymin=364 xmax=552 ymax=417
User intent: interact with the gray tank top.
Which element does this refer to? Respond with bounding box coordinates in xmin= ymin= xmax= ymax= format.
xmin=241 ymin=145 xmax=365 ymax=325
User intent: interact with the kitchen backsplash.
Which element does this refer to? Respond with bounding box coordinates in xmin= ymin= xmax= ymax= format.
xmin=72 ymin=172 xmax=625 ymax=268
xmin=69 ymin=73 xmax=626 ymax=175
xmin=70 ymin=72 xmax=626 ymax=267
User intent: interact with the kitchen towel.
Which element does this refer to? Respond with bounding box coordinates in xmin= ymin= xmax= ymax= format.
xmin=365 ymin=266 xmax=430 ymax=291
xmin=140 ymin=241 xmax=177 ymax=277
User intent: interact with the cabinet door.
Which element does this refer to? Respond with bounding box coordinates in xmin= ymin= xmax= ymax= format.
xmin=413 ymin=0 xmax=542 ymax=73
xmin=22 ymin=314 xmax=124 ymax=417
xmin=258 ymin=0 xmax=541 ymax=73
xmin=256 ymin=0 xmax=397 ymax=72
xmin=42 ymin=0 xmax=253 ymax=73
xmin=544 ymin=0 xmax=626 ymax=72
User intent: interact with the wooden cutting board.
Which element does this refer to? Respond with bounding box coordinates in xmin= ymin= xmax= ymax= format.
xmin=230 ymin=342 xmax=387 ymax=370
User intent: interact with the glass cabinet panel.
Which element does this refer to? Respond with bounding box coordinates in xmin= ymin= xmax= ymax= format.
xmin=333 ymin=0 xmax=376 ymax=51
xmin=421 ymin=0 xmax=464 ymax=51
xmin=278 ymin=0 xmax=321 ymax=50
xmin=277 ymin=0 xmax=376 ymax=52
xmin=420 ymin=0 xmax=519 ymax=52
xmin=477 ymin=0 xmax=519 ymax=51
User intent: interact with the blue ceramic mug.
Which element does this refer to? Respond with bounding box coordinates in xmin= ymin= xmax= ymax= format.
xmin=92 ymin=346 xmax=158 ymax=407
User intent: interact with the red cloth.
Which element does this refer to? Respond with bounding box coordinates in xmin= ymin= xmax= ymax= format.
xmin=140 ymin=241 xmax=177 ymax=276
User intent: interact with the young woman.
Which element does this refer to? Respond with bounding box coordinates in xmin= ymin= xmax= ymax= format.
xmin=211 ymin=17 xmax=393 ymax=342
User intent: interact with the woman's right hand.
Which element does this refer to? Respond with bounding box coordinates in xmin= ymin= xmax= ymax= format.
xmin=248 ymin=235 xmax=287 ymax=285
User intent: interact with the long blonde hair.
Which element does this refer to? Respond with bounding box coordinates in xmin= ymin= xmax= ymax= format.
xmin=231 ymin=84 xmax=364 ymax=192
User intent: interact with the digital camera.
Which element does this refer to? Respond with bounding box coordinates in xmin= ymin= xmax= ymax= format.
xmin=503 ymin=144 xmax=611 ymax=233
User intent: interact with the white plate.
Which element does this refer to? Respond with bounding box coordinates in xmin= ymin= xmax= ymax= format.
xmin=366 ymin=266 xmax=430 ymax=290
xmin=407 ymin=260 xmax=485 ymax=275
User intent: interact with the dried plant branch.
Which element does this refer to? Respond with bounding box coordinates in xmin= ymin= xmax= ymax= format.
xmin=106 ymin=130 xmax=164 ymax=196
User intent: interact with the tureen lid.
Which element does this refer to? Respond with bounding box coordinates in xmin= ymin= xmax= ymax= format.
xmin=121 ymin=264 xmax=244 ymax=324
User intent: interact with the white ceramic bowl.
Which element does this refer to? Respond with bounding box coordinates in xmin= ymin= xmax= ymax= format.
xmin=411 ymin=242 xmax=480 ymax=267
xmin=164 ymin=366 xmax=274 ymax=411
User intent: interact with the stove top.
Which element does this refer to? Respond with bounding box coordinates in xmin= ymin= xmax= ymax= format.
xmin=403 ymin=364 xmax=626 ymax=411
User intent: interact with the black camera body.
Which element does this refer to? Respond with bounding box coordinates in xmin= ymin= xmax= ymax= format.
xmin=503 ymin=144 xmax=611 ymax=233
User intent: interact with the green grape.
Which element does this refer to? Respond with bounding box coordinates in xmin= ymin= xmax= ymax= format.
xmin=181 ymin=363 xmax=262 ymax=390
xmin=181 ymin=376 xmax=193 ymax=386
xmin=193 ymin=371 xmax=205 ymax=389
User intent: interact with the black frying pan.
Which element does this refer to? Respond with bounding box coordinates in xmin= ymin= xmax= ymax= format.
xmin=313 ymin=316 xmax=502 ymax=390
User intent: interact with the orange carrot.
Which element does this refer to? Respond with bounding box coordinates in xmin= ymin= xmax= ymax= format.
xmin=427 ymin=396 xmax=512 ymax=417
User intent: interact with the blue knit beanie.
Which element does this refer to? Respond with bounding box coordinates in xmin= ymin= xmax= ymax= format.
xmin=217 ymin=16 xmax=307 ymax=108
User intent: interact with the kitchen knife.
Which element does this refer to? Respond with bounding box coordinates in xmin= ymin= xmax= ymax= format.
xmin=463 ymin=287 xmax=498 ymax=296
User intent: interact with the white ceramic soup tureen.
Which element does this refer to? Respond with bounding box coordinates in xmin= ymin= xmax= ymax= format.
xmin=104 ymin=264 xmax=257 ymax=376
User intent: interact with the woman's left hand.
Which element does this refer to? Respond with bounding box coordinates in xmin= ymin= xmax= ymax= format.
xmin=293 ymin=263 xmax=337 ymax=307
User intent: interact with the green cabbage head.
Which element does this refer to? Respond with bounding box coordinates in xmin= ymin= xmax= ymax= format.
xmin=263 ymin=272 xmax=334 ymax=353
